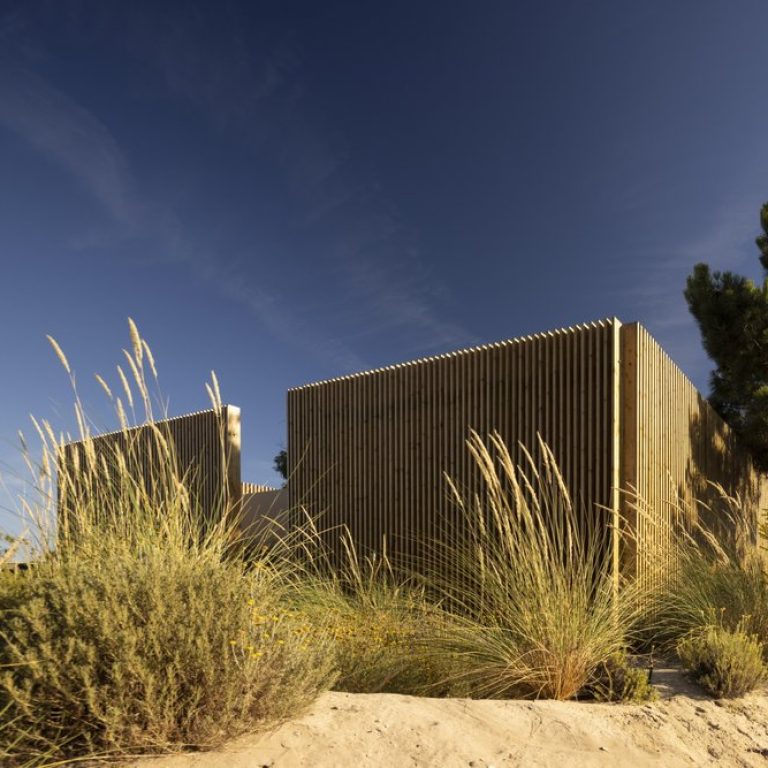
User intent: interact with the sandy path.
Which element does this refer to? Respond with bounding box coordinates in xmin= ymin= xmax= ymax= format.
xmin=129 ymin=669 xmax=768 ymax=768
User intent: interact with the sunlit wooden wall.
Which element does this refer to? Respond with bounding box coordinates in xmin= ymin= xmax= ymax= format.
xmin=288 ymin=319 xmax=766 ymax=581
xmin=242 ymin=482 xmax=279 ymax=494
xmin=288 ymin=320 xmax=621 ymax=575
xmin=58 ymin=406 xmax=242 ymax=523
xmin=57 ymin=323 xmax=765 ymax=580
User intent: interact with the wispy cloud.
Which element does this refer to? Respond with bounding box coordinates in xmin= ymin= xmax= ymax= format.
xmin=1 ymin=7 xmax=477 ymax=375
xmin=124 ymin=8 xmax=479 ymax=365
xmin=191 ymin=256 xmax=371 ymax=373
xmin=674 ymin=196 xmax=762 ymax=275
xmin=0 ymin=66 xmax=137 ymax=224
xmin=329 ymin=219 xmax=480 ymax=354
xmin=0 ymin=59 xmax=367 ymax=371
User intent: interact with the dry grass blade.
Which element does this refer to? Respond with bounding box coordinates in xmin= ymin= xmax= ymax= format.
xmin=142 ymin=339 xmax=157 ymax=378
xmin=0 ymin=536 xmax=22 ymax=567
xmin=206 ymin=371 xmax=222 ymax=411
xmin=127 ymin=317 xmax=143 ymax=363
xmin=45 ymin=336 xmax=70 ymax=375
xmin=205 ymin=383 xmax=216 ymax=411
xmin=93 ymin=374 xmax=113 ymax=400
xmin=116 ymin=366 xmax=133 ymax=410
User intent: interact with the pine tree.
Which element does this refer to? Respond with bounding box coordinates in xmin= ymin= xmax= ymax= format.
xmin=684 ymin=202 xmax=768 ymax=472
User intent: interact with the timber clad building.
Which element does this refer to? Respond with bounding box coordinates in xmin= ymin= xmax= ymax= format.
xmin=60 ymin=318 xmax=766 ymax=585
xmin=287 ymin=318 xmax=766 ymax=585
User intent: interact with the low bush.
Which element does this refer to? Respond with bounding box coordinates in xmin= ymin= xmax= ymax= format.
xmin=0 ymin=538 xmax=336 ymax=763
xmin=580 ymin=652 xmax=657 ymax=702
xmin=300 ymin=583 xmax=456 ymax=695
xmin=287 ymin=531 xmax=460 ymax=696
xmin=677 ymin=624 xmax=766 ymax=698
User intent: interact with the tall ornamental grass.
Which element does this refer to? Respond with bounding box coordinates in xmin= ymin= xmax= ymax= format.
xmin=0 ymin=321 xmax=336 ymax=765
xmin=639 ymin=483 xmax=768 ymax=697
xmin=415 ymin=431 xmax=649 ymax=700
xmin=645 ymin=485 xmax=768 ymax=654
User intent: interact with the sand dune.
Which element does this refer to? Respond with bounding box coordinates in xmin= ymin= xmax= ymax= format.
xmin=131 ymin=669 xmax=768 ymax=768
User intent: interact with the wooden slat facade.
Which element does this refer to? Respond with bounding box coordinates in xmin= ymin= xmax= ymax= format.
xmin=621 ymin=323 xmax=766 ymax=590
xmin=288 ymin=318 xmax=766 ymax=583
xmin=288 ymin=320 xmax=620 ymax=576
xmin=58 ymin=406 xmax=242 ymax=524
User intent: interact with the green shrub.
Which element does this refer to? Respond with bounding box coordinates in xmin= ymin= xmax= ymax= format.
xmin=677 ymin=624 xmax=766 ymax=698
xmin=581 ymin=652 xmax=657 ymax=702
xmin=0 ymin=541 xmax=336 ymax=762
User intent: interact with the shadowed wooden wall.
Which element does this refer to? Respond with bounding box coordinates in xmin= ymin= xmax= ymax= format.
xmin=241 ymin=486 xmax=289 ymax=546
xmin=288 ymin=319 xmax=766 ymax=582
xmin=620 ymin=323 xmax=766 ymax=590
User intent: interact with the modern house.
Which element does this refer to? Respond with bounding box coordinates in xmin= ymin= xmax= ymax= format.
xmin=287 ymin=318 xmax=766 ymax=587
xmin=59 ymin=318 xmax=766 ymax=586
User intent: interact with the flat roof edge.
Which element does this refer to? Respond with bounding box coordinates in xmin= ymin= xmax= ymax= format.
xmin=63 ymin=404 xmax=239 ymax=447
xmin=289 ymin=317 xmax=630 ymax=392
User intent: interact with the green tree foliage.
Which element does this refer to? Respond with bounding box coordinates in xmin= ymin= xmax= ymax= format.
xmin=685 ymin=202 xmax=768 ymax=472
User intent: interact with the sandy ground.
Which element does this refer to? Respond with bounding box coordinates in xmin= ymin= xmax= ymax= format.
xmin=129 ymin=666 xmax=768 ymax=768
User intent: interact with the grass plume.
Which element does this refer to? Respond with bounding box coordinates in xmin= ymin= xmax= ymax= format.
xmin=414 ymin=431 xmax=648 ymax=700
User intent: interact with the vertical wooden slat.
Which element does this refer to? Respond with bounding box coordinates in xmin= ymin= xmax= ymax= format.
xmin=609 ymin=319 xmax=622 ymax=592
xmin=620 ymin=322 xmax=639 ymax=580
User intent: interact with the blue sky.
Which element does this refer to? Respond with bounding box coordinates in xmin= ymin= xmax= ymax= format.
xmin=1 ymin=1 xmax=767 ymax=535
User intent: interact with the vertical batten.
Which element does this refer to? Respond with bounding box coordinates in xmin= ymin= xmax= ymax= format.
xmin=609 ymin=319 xmax=622 ymax=592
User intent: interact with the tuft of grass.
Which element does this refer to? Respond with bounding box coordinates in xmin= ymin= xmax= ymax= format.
xmin=0 ymin=320 xmax=336 ymax=765
xmin=677 ymin=623 xmax=766 ymax=698
xmin=412 ymin=431 xmax=648 ymax=700
xmin=645 ymin=485 xmax=768 ymax=654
